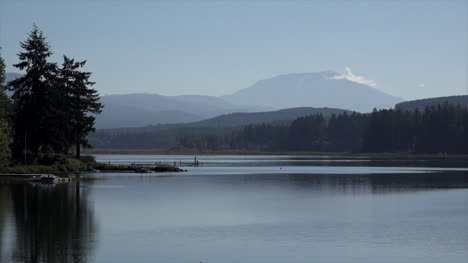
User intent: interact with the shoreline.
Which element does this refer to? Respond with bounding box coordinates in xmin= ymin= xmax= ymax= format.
xmin=0 ymin=162 xmax=185 ymax=175
xmin=83 ymin=149 xmax=468 ymax=159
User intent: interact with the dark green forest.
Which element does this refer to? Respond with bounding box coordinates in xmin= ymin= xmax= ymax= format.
xmin=176 ymin=105 xmax=468 ymax=154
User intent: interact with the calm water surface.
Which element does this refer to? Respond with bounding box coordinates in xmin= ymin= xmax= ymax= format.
xmin=1 ymin=155 xmax=468 ymax=263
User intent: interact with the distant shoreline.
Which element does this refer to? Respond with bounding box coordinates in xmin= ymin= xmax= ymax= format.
xmin=83 ymin=149 xmax=468 ymax=159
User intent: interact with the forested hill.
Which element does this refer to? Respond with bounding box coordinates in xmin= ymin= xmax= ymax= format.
xmin=89 ymin=104 xmax=468 ymax=154
xmin=396 ymin=95 xmax=468 ymax=111
xmin=96 ymin=107 xmax=350 ymax=133
xmin=182 ymin=104 xmax=468 ymax=154
xmin=193 ymin=107 xmax=350 ymax=127
xmin=88 ymin=107 xmax=351 ymax=149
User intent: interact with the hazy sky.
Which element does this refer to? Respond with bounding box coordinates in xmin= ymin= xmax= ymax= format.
xmin=1 ymin=0 xmax=467 ymax=100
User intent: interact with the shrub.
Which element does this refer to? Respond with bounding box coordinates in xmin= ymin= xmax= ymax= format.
xmin=38 ymin=153 xmax=70 ymax=165
xmin=80 ymin=155 xmax=96 ymax=164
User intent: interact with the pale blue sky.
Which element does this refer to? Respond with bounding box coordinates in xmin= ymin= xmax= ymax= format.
xmin=1 ymin=0 xmax=467 ymax=100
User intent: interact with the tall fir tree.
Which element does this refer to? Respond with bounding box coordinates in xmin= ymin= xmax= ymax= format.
xmin=0 ymin=50 xmax=12 ymax=167
xmin=8 ymin=25 xmax=58 ymax=159
xmin=9 ymin=26 xmax=103 ymax=161
xmin=0 ymin=49 xmax=8 ymax=116
xmin=58 ymin=56 xmax=102 ymax=159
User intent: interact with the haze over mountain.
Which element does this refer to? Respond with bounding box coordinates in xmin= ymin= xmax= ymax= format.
xmin=222 ymin=71 xmax=404 ymax=112
xmin=94 ymin=102 xmax=205 ymax=129
xmin=97 ymin=93 xmax=267 ymax=128
xmin=95 ymin=71 xmax=406 ymax=128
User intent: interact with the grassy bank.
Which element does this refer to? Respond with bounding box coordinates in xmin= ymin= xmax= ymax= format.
xmin=0 ymin=155 xmax=184 ymax=175
xmin=90 ymin=162 xmax=184 ymax=172
xmin=1 ymin=157 xmax=83 ymax=174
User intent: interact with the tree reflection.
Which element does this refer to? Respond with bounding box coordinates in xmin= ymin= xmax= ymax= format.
xmin=8 ymin=181 xmax=98 ymax=263
xmin=285 ymin=171 xmax=468 ymax=194
xmin=0 ymin=185 xmax=10 ymax=259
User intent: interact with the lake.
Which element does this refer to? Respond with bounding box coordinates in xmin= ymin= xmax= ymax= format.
xmin=1 ymin=155 xmax=468 ymax=263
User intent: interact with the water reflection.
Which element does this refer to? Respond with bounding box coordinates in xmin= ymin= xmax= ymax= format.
xmin=1 ymin=158 xmax=468 ymax=263
xmin=212 ymin=171 xmax=468 ymax=194
xmin=0 ymin=185 xmax=10 ymax=258
xmin=83 ymin=171 xmax=468 ymax=263
xmin=287 ymin=172 xmax=468 ymax=194
xmin=95 ymin=154 xmax=468 ymax=168
xmin=1 ymin=182 xmax=98 ymax=263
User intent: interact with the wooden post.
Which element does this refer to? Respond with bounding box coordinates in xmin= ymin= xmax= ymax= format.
xmin=24 ymin=132 xmax=27 ymax=165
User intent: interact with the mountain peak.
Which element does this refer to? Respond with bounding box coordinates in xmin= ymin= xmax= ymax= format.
xmin=273 ymin=70 xmax=339 ymax=79
xmin=319 ymin=70 xmax=340 ymax=78
xmin=222 ymin=71 xmax=404 ymax=112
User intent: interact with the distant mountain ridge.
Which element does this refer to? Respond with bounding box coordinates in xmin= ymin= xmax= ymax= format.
xmin=395 ymin=95 xmax=468 ymax=111
xmin=194 ymin=107 xmax=351 ymax=127
xmin=96 ymin=106 xmax=351 ymax=133
xmin=222 ymin=71 xmax=404 ymax=112
xmin=88 ymin=106 xmax=353 ymax=149
xmin=94 ymin=102 xmax=205 ymax=129
xmin=97 ymin=93 xmax=267 ymax=128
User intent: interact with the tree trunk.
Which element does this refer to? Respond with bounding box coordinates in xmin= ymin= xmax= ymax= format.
xmin=76 ymin=140 xmax=80 ymax=160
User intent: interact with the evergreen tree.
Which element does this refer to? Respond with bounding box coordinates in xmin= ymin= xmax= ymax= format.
xmin=0 ymin=51 xmax=7 ymax=116
xmin=58 ymin=56 xmax=103 ymax=159
xmin=8 ymin=26 xmax=103 ymax=161
xmin=0 ymin=119 xmax=11 ymax=167
xmin=0 ymin=50 xmax=7 ymax=115
xmin=0 ymin=51 xmax=12 ymax=167
xmin=289 ymin=114 xmax=327 ymax=151
xmin=8 ymin=25 xmax=58 ymax=159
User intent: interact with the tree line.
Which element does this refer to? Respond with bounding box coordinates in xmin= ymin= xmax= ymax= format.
xmin=0 ymin=25 xmax=102 ymax=167
xmin=176 ymin=105 xmax=468 ymax=154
